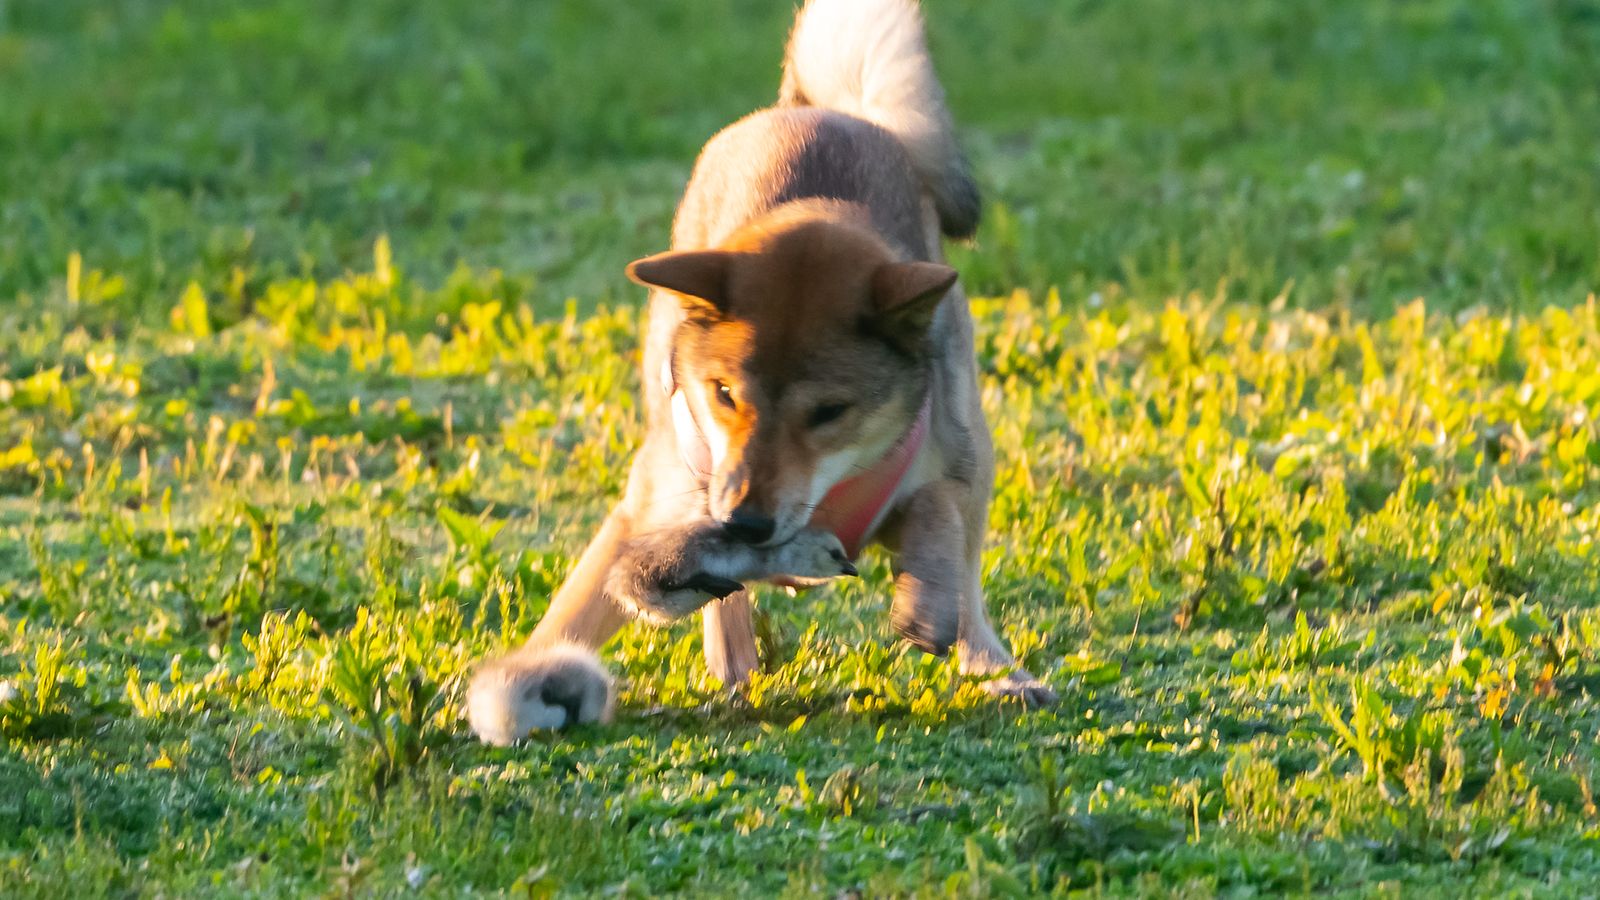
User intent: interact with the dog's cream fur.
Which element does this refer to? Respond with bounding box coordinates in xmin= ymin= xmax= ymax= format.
xmin=465 ymin=0 xmax=1052 ymax=743
xmin=466 ymin=642 xmax=613 ymax=746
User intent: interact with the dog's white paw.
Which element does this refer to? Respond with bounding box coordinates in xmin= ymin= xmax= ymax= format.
xmin=979 ymin=670 xmax=1057 ymax=708
xmin=465 ymin=643 xmax=614 ymax=745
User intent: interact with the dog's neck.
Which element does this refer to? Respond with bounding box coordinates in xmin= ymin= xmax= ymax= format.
xmin=806 ymin=391 xmax=931 ymax=557
xmin=662 ymin=355 xmax=929 ymax=558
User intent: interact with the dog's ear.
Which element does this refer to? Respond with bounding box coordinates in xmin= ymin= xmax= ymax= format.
xmin=871 ymin=261 xmax=959 ymax=334
xmin=626 ymin=250 xmax=731 ymax=315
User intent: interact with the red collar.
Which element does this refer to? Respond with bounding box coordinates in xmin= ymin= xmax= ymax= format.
xmin=664 ymin=358 xmax=929 ymax=558
xmin=807 ymin=393 xmax=930 ymax=557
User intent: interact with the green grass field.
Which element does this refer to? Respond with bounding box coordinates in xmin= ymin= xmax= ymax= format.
xmin=4 ymin=0 xmax=1600 ymax=894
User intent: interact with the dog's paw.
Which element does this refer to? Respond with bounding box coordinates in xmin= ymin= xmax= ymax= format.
xmin=890 ymin=572 xmax=960 ymax=655
xmin=979 ymin=670 xmax=1057 ymax=708
xmin=465 ymin=643 xmax=614 ymax=745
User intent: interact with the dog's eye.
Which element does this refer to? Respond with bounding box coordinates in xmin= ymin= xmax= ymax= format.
xmin=712 ymin=380 xmax=737 ymax=410
xmin=808 ymin=401 xmax=852 ymax=427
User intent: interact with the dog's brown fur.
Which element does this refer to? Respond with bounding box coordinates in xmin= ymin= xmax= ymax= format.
xmin=467 ymin=0 xmax=1053 ymax=741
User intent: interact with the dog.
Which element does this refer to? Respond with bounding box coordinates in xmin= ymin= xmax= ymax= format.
xmin=467 ymin=0 xmax=1055 ymax=744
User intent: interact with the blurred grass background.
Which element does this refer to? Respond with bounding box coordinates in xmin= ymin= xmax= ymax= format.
xmin=4 ymin=0 xmax=1598 ymax=319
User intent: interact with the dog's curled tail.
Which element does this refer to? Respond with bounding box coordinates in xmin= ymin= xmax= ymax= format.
xmin=780 ymin=0 xmax=980 ymax=239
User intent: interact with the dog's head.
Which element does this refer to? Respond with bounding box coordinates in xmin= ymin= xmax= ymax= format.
xmin=628 ymin=211 xmax=956 ymax=546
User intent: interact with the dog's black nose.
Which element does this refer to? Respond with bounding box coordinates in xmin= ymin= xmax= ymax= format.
xmin=721 ymin=507 xmax=776 ymax=544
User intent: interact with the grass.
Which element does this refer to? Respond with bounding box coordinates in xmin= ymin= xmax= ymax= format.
xmin=3 ymin=0 xmax=1600 ymax=894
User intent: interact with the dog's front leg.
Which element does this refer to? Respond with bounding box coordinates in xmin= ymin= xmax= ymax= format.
xmin=526 ymin=508 xmax=635 ymax=647
xmin=888 ymin=480 xmax=967 ymax=654
xmin=465 ymin=508 xmax=634 ymax=743
xmin=702 ymin=593 xmax=760 ymax=687
xmin=953 ymin=556 xmax=1056 ymax=706
xmin=892 ymin=479 xmax=1057 ymax=706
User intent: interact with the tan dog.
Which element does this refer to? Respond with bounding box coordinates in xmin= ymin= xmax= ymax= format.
xmin=467 ymin=0 xmax=1054 ymax=743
